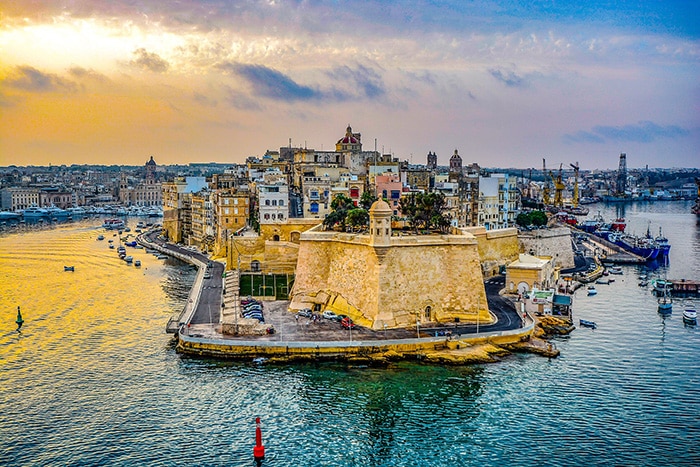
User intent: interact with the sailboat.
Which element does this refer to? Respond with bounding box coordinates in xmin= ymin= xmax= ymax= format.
xmin=657 ymin=284 xmax=673 ymax=314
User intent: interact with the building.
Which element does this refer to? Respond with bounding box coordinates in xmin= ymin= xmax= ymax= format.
xmin=505 ymin=253 xmax=557 ymax=294
xmin=1 ymin=187 xmax=40 ymax=211
xmin=290 ymin=200 xmax=492 ymax=330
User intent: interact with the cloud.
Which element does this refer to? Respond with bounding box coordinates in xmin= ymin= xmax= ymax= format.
xmin=218 ymin=62 xmax=322 ymax=102
xmin=327 ymin=64 xmax=386 ymax=99
xmin=565 ymin=121 xmax=690 ymax=143
xmin=68 ymin=66 xmax=109 ymax=82
xmin=3 ymin=66 xmax=78 ymax=93
xmin=130 ymin=48 xmax=169 ymax=73
xmin=488 ymin=68 xmax=526 ymax=87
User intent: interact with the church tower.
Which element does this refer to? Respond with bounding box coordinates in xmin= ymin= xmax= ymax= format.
xmin=449 ymin=149 xmax=462 ymax=173
xmin=427 ymin=151 xmax=437 ymax=170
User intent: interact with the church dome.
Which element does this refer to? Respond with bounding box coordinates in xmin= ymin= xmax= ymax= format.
xmin=337 ymin=125 xmax=359 ymax=144
xmin=145 ymin=156 xmax=157 ymax=166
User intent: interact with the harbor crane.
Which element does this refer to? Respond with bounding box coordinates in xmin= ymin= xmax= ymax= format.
xmin=542 ymin=158 xmax=551 ymax=205
xmin=570 ymin=162 xmax=580 ymax=207
xmin=549 ymin=164 xmax=565 ymax=208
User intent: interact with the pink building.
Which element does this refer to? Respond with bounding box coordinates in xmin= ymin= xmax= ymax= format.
xmin=375 ymin=174 xmax=404 ymax=216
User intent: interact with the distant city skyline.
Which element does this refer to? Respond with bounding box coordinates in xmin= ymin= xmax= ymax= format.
xmin=1 ymin=1 xmax=698 ymax=170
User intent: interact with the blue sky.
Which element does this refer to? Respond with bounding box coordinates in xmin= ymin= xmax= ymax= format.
xmin=1 ymin=0 xmax=698 ymax=169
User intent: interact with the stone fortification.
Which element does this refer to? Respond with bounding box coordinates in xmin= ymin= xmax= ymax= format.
xmin=518 ymin=226 xmax=574 ymax=269
xmin=290 ymin=201 xmax=491 ymax=330
xmin=462 ymin=226 xmax=520 ymax=277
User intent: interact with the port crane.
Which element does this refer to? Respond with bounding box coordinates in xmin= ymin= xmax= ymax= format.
xmin=570 ymin=162 xmax=580 ymax=207
xmin=550 ymin=164 xmax=565 ymax=208
xmin=542 ymin=158 xmax=551 ymax=205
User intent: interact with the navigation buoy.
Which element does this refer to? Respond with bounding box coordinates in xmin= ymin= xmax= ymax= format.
xmin=253 ymin=417 xmax=265 ymax=461
xmin=15 ymin=306 xmax=24 ymax=330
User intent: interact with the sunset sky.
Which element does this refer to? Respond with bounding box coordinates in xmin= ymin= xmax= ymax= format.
xmin=1 ymin=1 xmax=698 ymax=170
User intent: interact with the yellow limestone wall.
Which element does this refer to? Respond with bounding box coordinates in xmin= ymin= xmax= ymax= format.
xmin=291 ymin=230 xmax=491 ymax=330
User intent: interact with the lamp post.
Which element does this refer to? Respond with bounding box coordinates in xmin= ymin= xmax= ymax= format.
xmin=476 ymin=296 xmax=480 ymax=335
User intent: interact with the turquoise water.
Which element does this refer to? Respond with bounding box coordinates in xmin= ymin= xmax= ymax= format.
xmin=1 ymin=203 xmax=699 ymax=466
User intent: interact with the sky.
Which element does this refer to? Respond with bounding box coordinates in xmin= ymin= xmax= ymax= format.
xmin=1 ymin=1 xmax=698 ymax=170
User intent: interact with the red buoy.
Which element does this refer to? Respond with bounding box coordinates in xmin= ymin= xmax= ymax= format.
xmin=253 ymin=417 xmax=265 ymax=460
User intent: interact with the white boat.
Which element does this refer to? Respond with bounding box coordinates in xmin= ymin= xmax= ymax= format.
xmin=124 ymin=255 xmax=133 ymax=263
xmin=103 ymin=218 xmax=126 ymax=230
xmin=21 ymin=206 xmax=49 ymax=218
xmin=683 ymin=308 xmax=697 ymax=323
xmin=608 ymin=266 xmax=623 ymax=275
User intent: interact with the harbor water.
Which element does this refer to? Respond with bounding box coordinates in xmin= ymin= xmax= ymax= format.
xmin=1 ymin=202 xmax=699 ymax=466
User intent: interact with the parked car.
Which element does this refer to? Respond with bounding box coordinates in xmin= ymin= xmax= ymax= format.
xmin=297 ymin=308 xmax=313 ymax=318
xmin=322 ymin=310 xmax=339 ymax=320
xmin=341 ymin=317 xmax=356 ymax=329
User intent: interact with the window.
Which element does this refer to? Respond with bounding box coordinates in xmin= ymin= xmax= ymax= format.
xmin=272 ymin=200 xmax=277 ymax=206
xmin=310 ymin=190 xmax=319 ymax=199
xmin=279 ymin=200 xmax=284 ymax=206
xmin=264 ymin=214 xmax=270 ymax=220
xmin=310 ymin=202 xmax=319 ymax=213
xmin=265 ymin=199 xmax=270 ymax=206
xmin=350 ymin=187 xmax=360 ymax=198
xmin=234 ymin=198 xmax=239 ymax=205
xmin=391 ymin=190 xmax=400 ymax=199
xmin=382 ymin=190 xmax=388 ymax=198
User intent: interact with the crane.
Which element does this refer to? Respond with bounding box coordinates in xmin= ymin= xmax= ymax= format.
xmin=542 ymin=158 xmax=551 ymax=205
xmin=550 ymin=164 xmax=565 ymax=208
xmin=570 ymin=162 xmax=580 ymax=207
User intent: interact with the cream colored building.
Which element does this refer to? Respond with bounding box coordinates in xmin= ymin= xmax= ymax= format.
xmin=290 ymin=200 xmax=492 ymax=330
xmin=505 ymin=253 xmax=557 ymax=294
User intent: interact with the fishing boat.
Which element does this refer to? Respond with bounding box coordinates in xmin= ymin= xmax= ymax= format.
xmin=97 ymin=235 xmax=105 ymax=241
xmin=134 ymin=260 xmax=141 ymax=267
xmin=64 ymin=266 xmax=75 ymax=272
xmin=587 ymin=286 xmax=597 ymax=296
xmin=608 ymin=266 xmax=623 ymax=275
xmin=579 ymin=319 xmax=597 ymax=329
xmin=654 ymin=227 xmax=671 ymax=258
xmin=657 ymin=286 xmax=673 ymax=314
xmin=682 ymin=307 xmax=697 ymax=324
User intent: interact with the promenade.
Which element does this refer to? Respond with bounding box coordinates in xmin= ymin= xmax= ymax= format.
xmin=138 ymin=229 xmax=542 ymax=362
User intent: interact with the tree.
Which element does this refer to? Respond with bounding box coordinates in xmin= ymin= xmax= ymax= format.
xmin=323 ymin=193 xmax=357 ymax=231
xmin=399 ymin=192 xmax=451 ymax=233
xmin=359 ymin=191 xmax=378 ymax=210
xmin=346 ymin=208 xmax=369 ymax=231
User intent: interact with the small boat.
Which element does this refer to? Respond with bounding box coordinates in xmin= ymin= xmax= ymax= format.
xmin=657 ymin=286 xmax=673 ymax=314
xmin=64 ymin=266 xmax=75 ymax=271
xmin=134 ymin=260 xmax=141 ymax=267
xmin=587 ymin=286 xmax=597 ymax=296
xmin=109 ymin=244 xmax=115 ymax=249
xmin=124 ymin=255 xmax=133 ymax=263
xmin=638 ymin=280 xmax=648 ymax=287
xmin=683 ymin=308 xmax=697 ymax=324
xmin=97 ymin=235 xmax=105 ymax=241
xmin=15 ymin=306 xmax=24 ymax=329
xmin=596 ymin=278 xmax=615 ymax=285
xmin=579 ymin=319 xmax=597 ymax=329
xmin=608 ymin=266 xmax=623 ymax=275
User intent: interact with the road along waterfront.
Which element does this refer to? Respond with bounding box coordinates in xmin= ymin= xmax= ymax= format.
xmin=1 ymin=202 xmax=699 ymax=466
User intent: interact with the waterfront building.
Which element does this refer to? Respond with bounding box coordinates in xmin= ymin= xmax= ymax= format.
xmin=1 ymin=187 xmax=40 ymax=211
xmin=161 ymin=176 xmax=207 ymax=243
xmin=117 ymin=156 xmax=163 ymax=207
xmin=505 ymin=253 xmax=557 ymax=294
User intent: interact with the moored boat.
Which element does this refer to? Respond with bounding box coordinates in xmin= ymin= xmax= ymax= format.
xmin=103 ymin=218 xmax=126 ymax=230
xmin=587 ymin=286 xmax=597 ymax=296
xmin=608 ymin=266 xmax=623 ymax=275
xmin=64 ymin=266 xmax=75 ymax=272
xmin=579 ymin=319 xmax=597 ymax=329
xmin=682 ymin=308 xmax=697 ymax=324
xmin=657 ymin=286 xmax=673 ymax=314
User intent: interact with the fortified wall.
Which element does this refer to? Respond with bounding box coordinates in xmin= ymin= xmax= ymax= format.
xmin=518 ymin=226 xmax=574 ymax=269
xmin=462 ymin=226 xmax=520 ymax=276
xmin=290 ymin=201 xmax=491 ymax=330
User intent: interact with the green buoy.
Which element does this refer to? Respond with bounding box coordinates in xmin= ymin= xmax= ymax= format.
xmin=16 ymin=306 xmax=24 ymax=330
